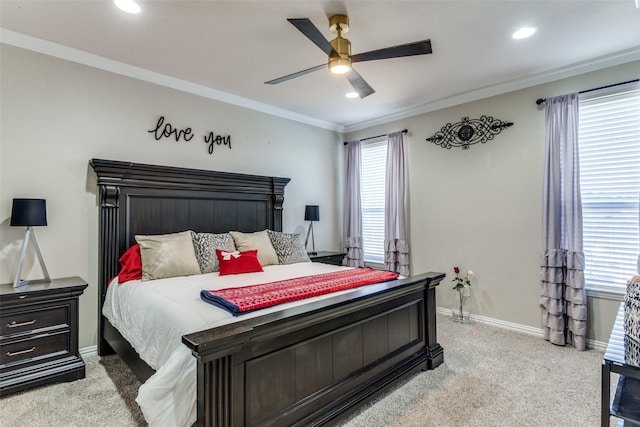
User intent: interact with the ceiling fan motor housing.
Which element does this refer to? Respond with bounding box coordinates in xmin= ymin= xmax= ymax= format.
xmin=329 ymin=14 xmax=349 ymax=34
xmin=328 ymin=14 xmax=351 ymax=73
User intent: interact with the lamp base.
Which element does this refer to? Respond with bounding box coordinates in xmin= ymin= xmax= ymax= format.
xmin=305 ymin=222 xmax=317 ymax=256
xmin=14 ymin=278 xmax=49 ymax=287
xmin=13 ymin=227 xmax=50 ymax=288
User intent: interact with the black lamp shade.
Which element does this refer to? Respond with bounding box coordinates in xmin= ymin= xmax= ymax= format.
xmin=10 ymin=198 xmax=47 ymax=227
xmin=304 ymin=205 xmax=319 ymax=222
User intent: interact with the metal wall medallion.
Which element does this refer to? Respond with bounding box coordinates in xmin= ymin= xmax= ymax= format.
xmin=426 ymin=116 xmax=513 ymax=149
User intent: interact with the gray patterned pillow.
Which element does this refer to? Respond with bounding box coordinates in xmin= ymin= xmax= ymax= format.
xmin=267 ymin=230 xmax=310 ymax=265
xmin=191 ymin=232 xmax=236 ymax=273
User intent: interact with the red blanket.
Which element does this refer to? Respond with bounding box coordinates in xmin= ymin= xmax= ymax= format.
xmin=200 ymin=268 xmax=399 ymax=315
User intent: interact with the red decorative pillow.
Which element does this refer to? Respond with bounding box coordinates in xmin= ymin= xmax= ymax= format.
xmin=118 ymin=244 xmax=142 ymax=283
xmin=216 ymin=249 xmax=264 ymax=276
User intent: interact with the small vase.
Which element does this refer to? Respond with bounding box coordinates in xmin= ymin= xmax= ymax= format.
xmin=452 ymin=287 xmax=471 ymax=324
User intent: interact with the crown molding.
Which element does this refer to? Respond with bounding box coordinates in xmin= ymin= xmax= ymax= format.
xmin=0 ymin=28 xmax=345 ymax=133
xmin=3 ymin=27 xmax=638 ymax=136
xmin=345 ymin=46 xmax=640 ymax=133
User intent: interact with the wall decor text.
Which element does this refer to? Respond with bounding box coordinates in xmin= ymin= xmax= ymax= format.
xmin=148 ymin=116 xmax=194 ymax=142
xmin=426 ymin=116 xmax=513 ymax=149
xmin=204 ymin=132 xmax=232 ymax=154
xmin=148 ymin=116 xmax=231 ymax=156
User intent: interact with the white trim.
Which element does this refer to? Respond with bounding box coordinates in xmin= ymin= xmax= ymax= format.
xmin=81 ymin=309 xmax=610 ymax=359
xmin=80 ymin=345 xmax=98 ymax=358
xmin=436 ymin=307 xmax=607 ymax=351
xmin=0 ymin=28 xmax=344 ymax=133
xmin=346 ymin=47 xmax=640 ymax=132
xmin=2 ymin=28 xmax=638 ymax=135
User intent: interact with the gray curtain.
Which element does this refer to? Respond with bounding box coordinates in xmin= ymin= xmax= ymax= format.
xmin=540 ymin=92 xmax=587 ymax=350
xmin=384 ymin=131 xmax=410 ymax=276
xmin=344 ymin=140 xmax=364 ymax=267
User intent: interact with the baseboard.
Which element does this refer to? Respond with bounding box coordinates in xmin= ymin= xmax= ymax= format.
xmin=78 ymin=310 xmax=608 ymax=358
xmin=436 ymin=307 xmax=607 ymax=352
xmin=80 ymin=346 xmax=98 ymax=358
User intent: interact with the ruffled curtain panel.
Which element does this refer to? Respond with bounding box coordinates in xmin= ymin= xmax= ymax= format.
xmin=540 ymin=93 xmax=587 ymax=350
xmin=384 ymin=131 xmax=410 ymax=276
xmin=343 ymin=140 xmax=364 ymax=267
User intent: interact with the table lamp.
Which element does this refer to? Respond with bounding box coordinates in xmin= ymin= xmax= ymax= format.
xmin=11 ymin=198 xmax=50 ymax=287
xmin=304 ymin=205 xmax=319 ymax=255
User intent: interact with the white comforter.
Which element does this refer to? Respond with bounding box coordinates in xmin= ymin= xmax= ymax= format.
xmin=103 ymin=262 xmax=352 ymax=427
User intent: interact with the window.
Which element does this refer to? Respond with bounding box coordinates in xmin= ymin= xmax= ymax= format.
xmin=579 ymin=83 xmax=640 ymax=293
xmin=361 ymin=139 xmax=386 ymax=263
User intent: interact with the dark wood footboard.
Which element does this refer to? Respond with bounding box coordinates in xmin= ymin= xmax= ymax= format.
xmin=183 ymin=272 xmax=444 ymax=426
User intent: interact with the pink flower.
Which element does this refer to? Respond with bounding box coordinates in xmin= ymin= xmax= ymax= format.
xmin=454 ymin=266 xmax=460 ymax=274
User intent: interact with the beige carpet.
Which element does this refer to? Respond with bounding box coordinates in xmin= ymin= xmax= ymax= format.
xmin=0 ymin=314 xmax=610 ymax=426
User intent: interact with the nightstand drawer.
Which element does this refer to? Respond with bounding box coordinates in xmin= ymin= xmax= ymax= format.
xmin=1 ymin=331 xmax=69 ymax=366
xmin=1 ymin=305 xmax=69 ymax=336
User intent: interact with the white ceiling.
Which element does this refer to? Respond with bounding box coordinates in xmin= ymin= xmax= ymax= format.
xmin=2 ymin=1 xmax=640 ymax=132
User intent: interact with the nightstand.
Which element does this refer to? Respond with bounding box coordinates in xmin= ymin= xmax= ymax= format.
xmin=0 ymin=276 xmax=88 ymax=396
xmin=309 ymin=251 xmax=346 ymax=266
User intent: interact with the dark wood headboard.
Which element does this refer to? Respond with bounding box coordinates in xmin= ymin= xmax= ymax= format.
xmin=90 ymin=159 xmax=290 ymax=352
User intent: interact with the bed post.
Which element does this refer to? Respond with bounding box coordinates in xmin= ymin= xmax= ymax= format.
xmin=195 ymin=355 xmax=233 ymax=427
xmin=424 ymin=272 xmax=445 ymax=369
xmin=271 ymin=177 xmax=288 ymax=232
xmin=97 ymin=184 xmax=120 ymax=355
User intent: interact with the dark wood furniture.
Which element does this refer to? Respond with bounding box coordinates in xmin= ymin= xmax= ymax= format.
xmin=90 ymin=158 xmax=444 ymax=427
xmin=309 ymin=251 xmax=346 ymax=266
xmin=602 ymin=302 xmax=640 ymax=426
xmin=0 ymin=277 xmax=87 ymax=396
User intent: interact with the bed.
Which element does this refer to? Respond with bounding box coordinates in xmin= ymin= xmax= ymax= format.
xmin=90 ymin=158 xmax=445 ymax=426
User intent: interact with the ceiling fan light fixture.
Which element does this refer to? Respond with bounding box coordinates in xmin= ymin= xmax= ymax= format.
xmin=512 ymin=27 xmax=536 ymax=40
xmin=114 ymin=0 xmax=141 ymax=14
xmin=328 ymin=16 xmax=352 ymax=75
xmin=329 ymin=57 xmax=351 ymax=74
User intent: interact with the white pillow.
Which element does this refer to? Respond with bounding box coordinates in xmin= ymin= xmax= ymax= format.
xmin=135 ymin=231 xmax=201 ymax=281
xmin=230 ymin=230 xmax=279 ymax=267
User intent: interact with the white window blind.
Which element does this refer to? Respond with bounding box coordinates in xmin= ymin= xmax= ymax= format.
xmin=579 ymin=83 xmax=640 ymax=293
xmin=361 ymin=139 xmax=387 ymax=263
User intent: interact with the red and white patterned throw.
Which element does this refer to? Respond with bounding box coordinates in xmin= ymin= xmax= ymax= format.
xmin=200 ymin=268 xmax=399 ymax=315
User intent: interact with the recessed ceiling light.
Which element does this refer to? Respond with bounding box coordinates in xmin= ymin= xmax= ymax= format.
xmin=345 ymin=92 xmax=359 ymax=99
xmin=512 ymin=27 xmax=536 ymax=40
xmin=114 ymin=0 xmax=141 ymax=14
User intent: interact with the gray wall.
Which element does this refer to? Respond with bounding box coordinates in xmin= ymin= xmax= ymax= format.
xmin=346 ymin=60 xmax=640 ymax=345
xmin=0 ymin=44 xmax=343 ymax=348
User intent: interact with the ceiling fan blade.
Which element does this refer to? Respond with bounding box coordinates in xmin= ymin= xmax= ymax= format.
xmin=345 ymin=69 xmax=375 ymax=98
xmin=288 ymin=18 xmax=338 ymax=57
xmin=351 ymin=39 xmax=432 ymax=63
xmin=264 ymin=64 xmax=326 ymax=85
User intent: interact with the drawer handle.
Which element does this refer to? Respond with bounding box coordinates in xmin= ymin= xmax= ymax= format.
xmin=6 ymin=347 xmax=36 ymax=357
xmin=7 ymin=320 xmax=36 ymax=328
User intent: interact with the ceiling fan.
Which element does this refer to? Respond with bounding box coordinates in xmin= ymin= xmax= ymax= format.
xmin=265 ymin=14 xmax=432 ymax=98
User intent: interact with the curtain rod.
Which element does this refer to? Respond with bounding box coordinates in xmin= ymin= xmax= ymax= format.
xmin=535 ymin=79 xmax=639 ymax=105
xmin=343 ymin=129 xmax=408 ymax=145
